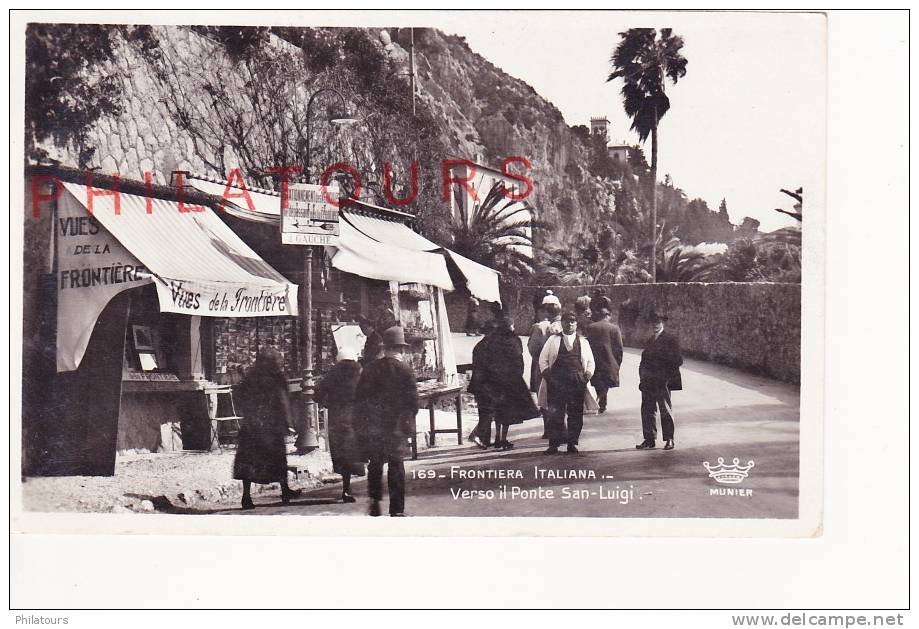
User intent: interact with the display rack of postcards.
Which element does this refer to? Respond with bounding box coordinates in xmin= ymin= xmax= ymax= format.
xmin=397 ymin=283 xmax=440 ymax=381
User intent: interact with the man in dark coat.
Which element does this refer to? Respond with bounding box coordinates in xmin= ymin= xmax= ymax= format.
xmin=584 ymin=308 xmax=624 ymax=414
xmin=635 ymin=309 xmax=683 ymax=451
xmin=354 ymin=326 xmax=419 ymax=517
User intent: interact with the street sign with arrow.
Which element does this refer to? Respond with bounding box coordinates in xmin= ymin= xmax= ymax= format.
xmin=281 ymin=183 xmax=341 ymax=246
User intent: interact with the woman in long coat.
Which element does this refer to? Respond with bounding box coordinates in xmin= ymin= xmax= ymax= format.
xmin=233 ymin=348 xmax=297 ymax=510
xmin=315 ymin=347 xmax=365 ymax=503
xmin=479 ymin=317 xmax=540 ymax=450
xmin=467 ymin=320 xmax=498 ymax=448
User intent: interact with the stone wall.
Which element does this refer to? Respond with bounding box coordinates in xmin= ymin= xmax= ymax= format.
xmin=38 ymin=26 xmax=234 ymax=183
xmin=507 ymin=283 xmax=801 ymax=384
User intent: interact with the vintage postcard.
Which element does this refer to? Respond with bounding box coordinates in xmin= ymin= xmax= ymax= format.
xmin=11 ymin=10 xmax=825 ymax=537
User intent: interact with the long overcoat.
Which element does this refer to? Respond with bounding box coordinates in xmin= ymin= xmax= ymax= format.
xmin=315 ymin=359 xmax=365 ymax=476
xmin=472 ymin=330 xmax=539 ymax=426
xmin=584 ymin=319 xmax=624 ymax=389
xmin=354 ymin=357 xmax=419 ymax=460
xmin=638 ymin=330 xmax=684 ymax=392
xmin=468 ymin=334 xmax=494 ymax=411
xmin=233 ymin=361 xmax=291 ymax=484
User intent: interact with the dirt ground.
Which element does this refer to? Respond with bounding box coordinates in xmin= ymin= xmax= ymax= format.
xmin=20 ymin=405 xmax=482 ymax=514
xmin=19 ymin=444 xmax=333 ymax=513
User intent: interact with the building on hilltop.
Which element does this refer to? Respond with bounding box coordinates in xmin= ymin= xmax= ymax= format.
xmin=607 ymin=143 xmax=630 ymax=163
xmin=589 ymin=117 xmax=632 ymax=163
xmin=590 ymin=116 xmax=609 ymax=141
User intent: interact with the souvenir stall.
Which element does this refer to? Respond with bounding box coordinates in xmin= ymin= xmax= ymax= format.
xmin=24 ymin=170 xmax=299 ymax=476
xmin=187 ymin=178 xmax=502 ymax=457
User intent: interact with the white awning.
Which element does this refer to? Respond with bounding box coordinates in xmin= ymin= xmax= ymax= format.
xmin=188 ymin=175 xmax=500 ymax=301
xmin=343 ymin=210 xmax=502 ymax=303
xmin=333 ymin=216 xmax=453 ymax=290
xmin=441 ymin=250 xmax=503 ymax=304
xmin=188 ymin=177 xmax=280 ymax=224
xmin=60 ymin=182 xmax=298 ymax=316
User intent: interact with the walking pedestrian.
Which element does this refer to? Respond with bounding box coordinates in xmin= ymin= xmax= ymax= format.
xmin=482 ymin=314 xmax=540 ymax=450
xmin=315 ymin=347 xmax=365 ymax=504
xmin=575 ymin=294 xmax=592 ymax=334
xmin=357 ymin=315 xmax=383 ymax=366
xmin=527 ymin=290 xmax=562 ymax=438
xmin=465 ymin=296 xmax=482 ymax=336
xmin=635 ymin=309 xmax=683 ymax=451
xmin=538 ymin=312 xmax=595 ymax=455
xmin=467 ymin=319 xmax=498 ymax=448
xmin=584 ymin=307 xmax=624 ymax=414
xmin=354 ymin=326 xmax=419 ymax=517
xmin=590 ymin=288 xmax=611 ymax=315
xmin=233 ymin=348 xmax=299 ymax=510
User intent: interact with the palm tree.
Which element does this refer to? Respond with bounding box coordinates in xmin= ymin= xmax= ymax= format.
xmin=450 ymin=181 xmax=539 ymax=282
xmin=655 ymin=239 xmax=721 ymax=282
xmin=608 ymin=28 xmax=688 ymax=282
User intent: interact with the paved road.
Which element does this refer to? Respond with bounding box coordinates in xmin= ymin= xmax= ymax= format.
xmin=218 ymin=339 xmax=800 ymax=519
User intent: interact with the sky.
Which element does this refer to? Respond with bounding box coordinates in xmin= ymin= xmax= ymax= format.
xmin=436 ymin=11 xmax=826 ymax=233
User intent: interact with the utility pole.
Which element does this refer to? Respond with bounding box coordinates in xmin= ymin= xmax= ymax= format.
xmin=409 ymin=27 xmax=416 ymax=116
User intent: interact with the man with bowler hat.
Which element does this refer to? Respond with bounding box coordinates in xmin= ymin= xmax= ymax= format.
xmin=538 ymin=312 xmax=595 ymax=454
xmin=354 ymin=326 xmax=419 ymax=516
xmin=635 ymin=309 xmax=683 ymax=451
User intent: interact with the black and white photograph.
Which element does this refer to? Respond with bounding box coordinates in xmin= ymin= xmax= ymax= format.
xmin=14 ymin=10 xmax=825 ymax=530
xmin=10 ymin=6 xmax=910 ymax=617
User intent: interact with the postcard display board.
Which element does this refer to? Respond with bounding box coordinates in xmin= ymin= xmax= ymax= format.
xmin=396 ymin=282 xmax=441 ymax=381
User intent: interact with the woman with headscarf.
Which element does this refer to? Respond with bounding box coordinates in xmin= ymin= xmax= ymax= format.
xmin=233 ymin=348 xmax=298 ymax=510
xmin=315 ymin=346 xmax=365 ymax=503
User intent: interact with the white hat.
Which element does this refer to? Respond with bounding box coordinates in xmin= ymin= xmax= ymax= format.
xmin=336 ymin=346 xmax=359 ymax=362
xmin=541 ymin=290 xmax=561 ymax=307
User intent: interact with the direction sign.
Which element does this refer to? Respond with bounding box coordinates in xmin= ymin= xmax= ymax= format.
xmin=282 ymin=183 xmax=340 ymax=247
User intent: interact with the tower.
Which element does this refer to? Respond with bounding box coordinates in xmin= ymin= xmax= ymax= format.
xmin=590 ymin=116 xmax=609 ymax=141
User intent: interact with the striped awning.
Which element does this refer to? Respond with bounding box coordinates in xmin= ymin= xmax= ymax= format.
xmin=187 ymin=176 xmax=501 ymax=302
xmin=56 ymin=182 xmax=299 ymax=371
xmin=60 ymin=182 xmax=298 ymax=317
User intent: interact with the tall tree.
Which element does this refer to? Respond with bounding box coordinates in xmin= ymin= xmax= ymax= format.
xmin=25 ymin=24 xmax=126 ymax=165
xmin=608 ymin=28 xmax=688 ymax=281
xmin=450 ymin=181 xmax=539 ymax=283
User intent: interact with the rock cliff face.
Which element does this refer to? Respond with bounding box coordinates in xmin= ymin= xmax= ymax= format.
xmin=403 ymin=30 xmax=614 ymax=250
xmin=35 ymin=25 xmax=613 ymax=252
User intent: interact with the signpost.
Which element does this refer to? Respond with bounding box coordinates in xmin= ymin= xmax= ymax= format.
xmin=282 ymin=183 xmax=340 ymax=246
xmin=282 ymin=182 xmax=339 ymax=453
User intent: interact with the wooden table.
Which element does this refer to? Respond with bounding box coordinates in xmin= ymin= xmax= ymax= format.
xmin=412 ymin=382 xmax=465 ymax=460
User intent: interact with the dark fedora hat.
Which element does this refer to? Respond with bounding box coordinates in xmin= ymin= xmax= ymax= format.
xmin=646 ymin=308 xmax=668 ymax=323
xmin=382 ymin=325 xmax=409 ymax=348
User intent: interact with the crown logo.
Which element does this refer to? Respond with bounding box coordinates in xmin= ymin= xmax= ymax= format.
xmin=702 ymin=457 xmax=755 ymax=484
